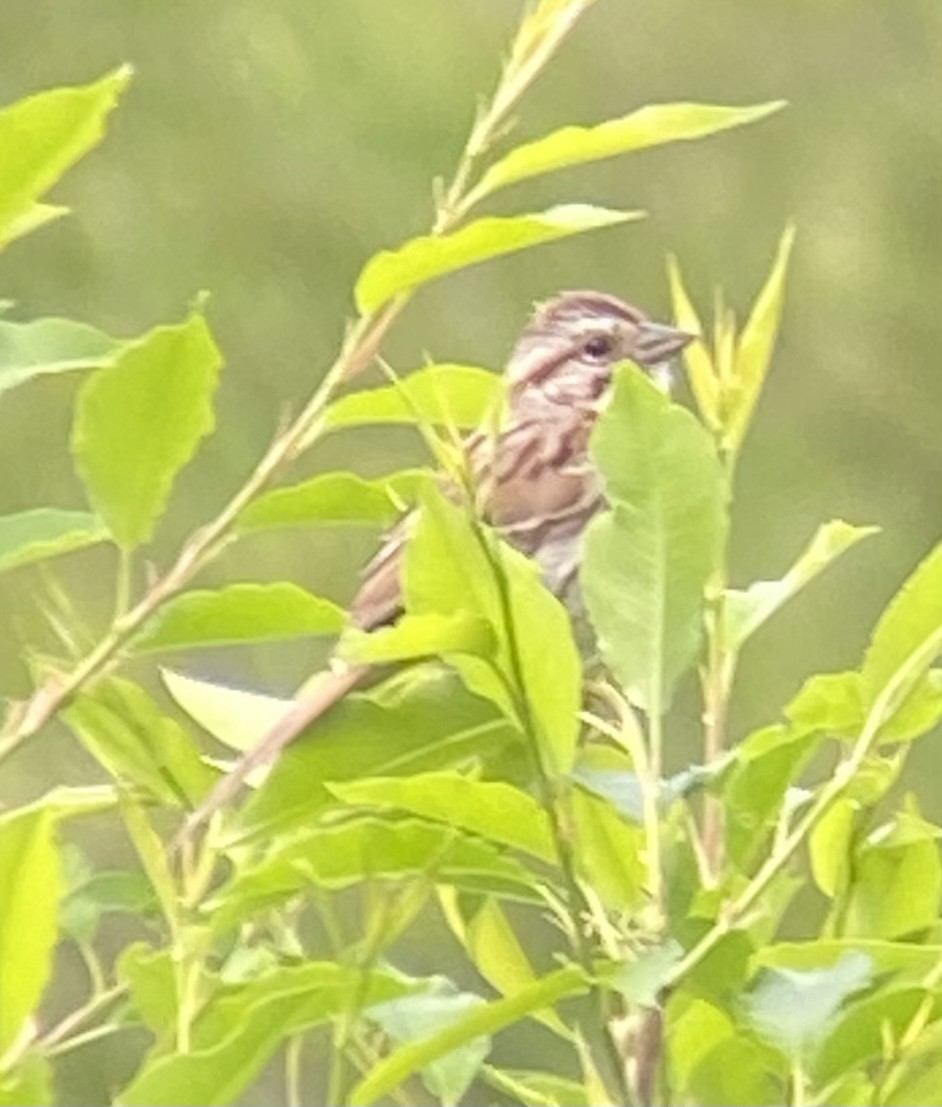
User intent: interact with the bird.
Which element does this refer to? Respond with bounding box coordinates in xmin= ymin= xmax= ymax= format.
xmin=177 ymin=291 xmax=693 ymax=843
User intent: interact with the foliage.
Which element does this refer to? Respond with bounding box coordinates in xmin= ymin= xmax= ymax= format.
xmin=0 ymin=3 xmax=940 ymax=1105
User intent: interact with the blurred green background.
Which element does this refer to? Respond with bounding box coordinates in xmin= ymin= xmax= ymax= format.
xmin=1 ymin=0 xmax=941 ymax=1098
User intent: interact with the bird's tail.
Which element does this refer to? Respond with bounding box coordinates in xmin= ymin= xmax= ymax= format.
xmin=174 ymin=662 xmax=368 ymax=849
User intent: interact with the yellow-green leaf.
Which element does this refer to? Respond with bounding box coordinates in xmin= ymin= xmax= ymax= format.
xmin=0 ymin=508 xmax=108 ymax=575
xmin=667 ymin=255 xmax=718 ymax=429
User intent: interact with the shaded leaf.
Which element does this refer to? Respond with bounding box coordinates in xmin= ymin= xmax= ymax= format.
xmin=0 ymin=810 xmax=62 ymax=1054
xmin=726 ymin=225 xmax=796 ymax=452
xmin=613 ymin=942 xmax=682 ymax=1006
xmin=725 ymin=520 xmax=878 ymax=648
xmin=0 ymin=508 xmax=108 ymax=575
xmin=0 ymin=317 xmax=121 ymax=398
xmin=72 ymin=308 xmax=223 ymax=549
xmin=61 ymin=869 xmax=156 ymax=943
xmin=325 ymin=365 xmax=500 ymax=431
xmin=583 ymin=365 xmax=727 ymax=712
xmin=355 ymin=205 xmax=641 ymax=315
xmin=340 ymin=612 xmax=495 ymax=665
xmin=0 ymin=67 xmax=130 ymax=246
xmin=132 ymin=582 xmax=345 ymax=653
xmin=239 ymin=470 xmax=432 ymax=532
xmin=472 ymin=102 xmax=785 ymax=201
xmin=684 ymin=1033 xmax=786 ymax=1107
xmin=348 ymin=965 xmax=588 ymax=1106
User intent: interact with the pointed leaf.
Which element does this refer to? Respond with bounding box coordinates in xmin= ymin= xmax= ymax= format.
xmin=355 ymin=205 xmax=642 ymax=315
xmin=2 ymin=202 xmax=67 ymax=248
xmin=583 ymin=365 xmax=727 ymax=712
xmin=473 ymin=101 xmax=784 ymax=202
xmin=726 ymin=225 xmax=796 ymax=452
xmin=0 ymin=508 xmax=108 ymax=574
xmin=349 ymin=966 xmax=588 ymax=1106
xmin=0 ymin=317 xmax=122 ymax=398
xmin=161 ymin=669 xmax=291 ymax=754
xmin=239 ymin=470 xmax=432 ymax=532
xmin=725 ymin=520 xmax=879 ymax=648
xmin=131 ymin=582 xmax=344 ymax=653
xmin=0 ymin=810 xmax=63 ymax=1054
xmin=325 ymin=365 xmax=500 ymax=431
xmin=0 ymin=67 xmax=130 ymax=246
xmin=340 ymin=612 xmax=496 ymax=665
xmin=667 ymin=256 xmax=718 ymax=429
xmin=72 ymin=308 xmax=223 ymax=549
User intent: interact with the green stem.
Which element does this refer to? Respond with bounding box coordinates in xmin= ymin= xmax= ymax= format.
xmin=285 ymin=1034 xmax=304 ymax=1107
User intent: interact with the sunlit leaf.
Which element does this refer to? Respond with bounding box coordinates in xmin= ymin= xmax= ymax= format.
xmin=472 ymin=101 xmax=784 ymax=202
xmin=0 ymin=67 xmax=130 ymax=246
xmin=161 ymin=668 xmax=291 ymax=754
xmin=583 ymin=365 xmax=727 ymax=713
xmin=0 ymin=1055 xmax=52 ymax=1107
xmin=1 ymin=202 xmax=67 ymax=248
xmin=0 ymin=508 xmax=108 ymax=575
xmin=862 ymin=540 xmax=942 ymax=727
xmin=132 ymin=582 xmax=345 ymax=653
xmin=61 ymin=868 xmax=156 ymax=943
xmin=371 ymin=983 xmax=490 ymax=1107
xmin=0 ymin=810 xmax=62 ymax=1054
xmin=667 ymin=255 xmax=718 ymax=429
xmin=725 ymin=225 xmax=796 ymax=452
xmin=666 ymin=994 xmax=736 ymax=1096
xmin=725 ymin=520 xmax=878 ymax=648
xmin=754 ymin=937 xmax=942 ymax=976
xmin=348 ymin=966 xmax=588 ymax=1106
xmin=340 ymin=612 xmax=496 ymax=665
xmin=571 ymin=786 xmax=646 ymax=910
xmin=325 ymin=365 xmax=500 ymax=432
xmin=72 ymin=308 xmax=223 ymax=549
xmin=118 ymin=963 xmax=413 ymax=1107
xmin=809 ymin=797 xmax=856 ymax=897
xmin=239 ymin=470 xmax=432 ymax=532
xmin=406 ymin=490 xmax=582 ymax=774
xmin=119 ymin=797 xmax=178 ymax=927
xmin=684 ymin=1034 xmax=787 ymax=1107
xmin=746 ymin=951 xmax=872 ymax=1061
xmin=0 ymin=317 xmax=122 ymax=398
xmin=329 ymin=772 xmax=554 ymax=861
xmin=355 ymin=205 xmax=641 ymax=315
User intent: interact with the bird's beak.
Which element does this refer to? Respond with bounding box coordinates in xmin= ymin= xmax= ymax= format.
xmin=635 ymin=319 xmax=697 ymax=366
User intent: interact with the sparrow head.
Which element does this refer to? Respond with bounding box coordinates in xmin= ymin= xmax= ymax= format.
xmin=507 ymin=290 xmax=695 ymax=409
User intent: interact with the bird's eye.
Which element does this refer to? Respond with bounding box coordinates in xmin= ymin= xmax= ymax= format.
xmin=582 ymin=334 xmax=614 ymax=360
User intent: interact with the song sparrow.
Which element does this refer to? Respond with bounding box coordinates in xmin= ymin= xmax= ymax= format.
xmin=179 ymin=291 xmax=692 ymax=841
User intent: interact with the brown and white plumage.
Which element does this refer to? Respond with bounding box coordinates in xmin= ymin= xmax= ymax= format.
xmin=177 ymin=292 xmax=692 ymax=842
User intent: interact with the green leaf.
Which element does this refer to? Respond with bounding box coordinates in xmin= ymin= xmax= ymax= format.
xmin=612 ymin=942 xmax=683 ymax=1006
xmin=725 ymin=520 xmax=879 ymax=648
xmin=2 ymin=202 xmax=67 ymax=248
xmin=666 ymin=995 xmax=736 ymax=1096
xmin=406 ymin=490 xmax=583 ymax=774
xmin=61 ymin=869 xmax=156 ymax=943
xmin=118 ymin=963 xmax=414 ymax=1107
xmin=472 ymin=101 xmax=785 ymax=202
xmin=371 ymin=983 xmax=490 ymax=1107
xmin=0 ymin=317 xmax=122 ymax=398
xmin=883 ymin=1057 xmax=942 ymax=1107
xmin=209 ymin=817 xmax=543 ymax=932
xmin=64 ymin=677 xmax=215 ymax=807
xmin=329 ymin=772 xmax=554 ymax=861
xmin=348 ymin=965 xmax=588 ymax=1106
xmin=119 ymin=797 xmax=178 ymax=927
xmin=239 ymin=469 xmax=432 ymax=532
xmin=340 ymin=612 xmax=496 ymax=665
xmin=754 ymin=938 xmax=942 ymax=976
xmin=0 ymin=67 xmax=130 ymax=247
xmin=355 ymin=205 xmax=641 ymax=315
xmin=237 ymin=669 xmax=518 ymax=841
xmin=746 ymin=951 xmax=873 ymax=1062
xmin=471 ymin=100 xmax=788 ymax=202
xmin=667 ymin=255 xmax=718 ymax=429
xmin=72 ymin=308 xmax=223 ymax=549
xmin=583 ymin=365 xmax=727 ymax=713
xmin=726 ymin=224 xmax=796 ymax=452
xmin=684 ymin=1033 xmax=787 ymax=1107
xmin=862 ymin=541 xmax=942 ymax=726
xmin=131 ymin=582 xmax=345 ymax=653
xmin=0 ymin=1055 xmax=52 ymax=1107
xmin=0 ymin=508 xmax=108 ymax=575
xmin=571 ymin=786 xmax=646 ymax=910
xmin=161 ymin=668 xmax=290 ymax=754
xmin=324 ymin=365 xmax=500 ymax=431
xmin=117 ymin=943 xmax=180 ymax=1035
xmin=0 ymin=809 xmax=63 ymax=1054
xmin=809 ymin=797 xmax=856 ymax=897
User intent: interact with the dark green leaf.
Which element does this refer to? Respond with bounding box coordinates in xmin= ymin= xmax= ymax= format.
xmin=0 ymin=810 xmax=62 ymax=1054
xmin=0 ymin=317 xmax=121 ymax=397
xmin=472 ymin=102 xmax=785 ymax=201
xmin=324 ymin=365 xmax=500 ymax=431
xmin=0 ymin=508 xmax=108 ymax=574
xmin=239 ymin=470 xmax=432 ymax=532
xmin=61 ymin=869 xmax=156 ymax=943
xmin=0 ymin=67 xmax=130 ymax=246
xmin=132 ymin=582 xmax=345 ymax=653
xmin=72 ymin=308 xmax=223 ymax=549
xmin=355 ymin=205 xmax=641 ymax=315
